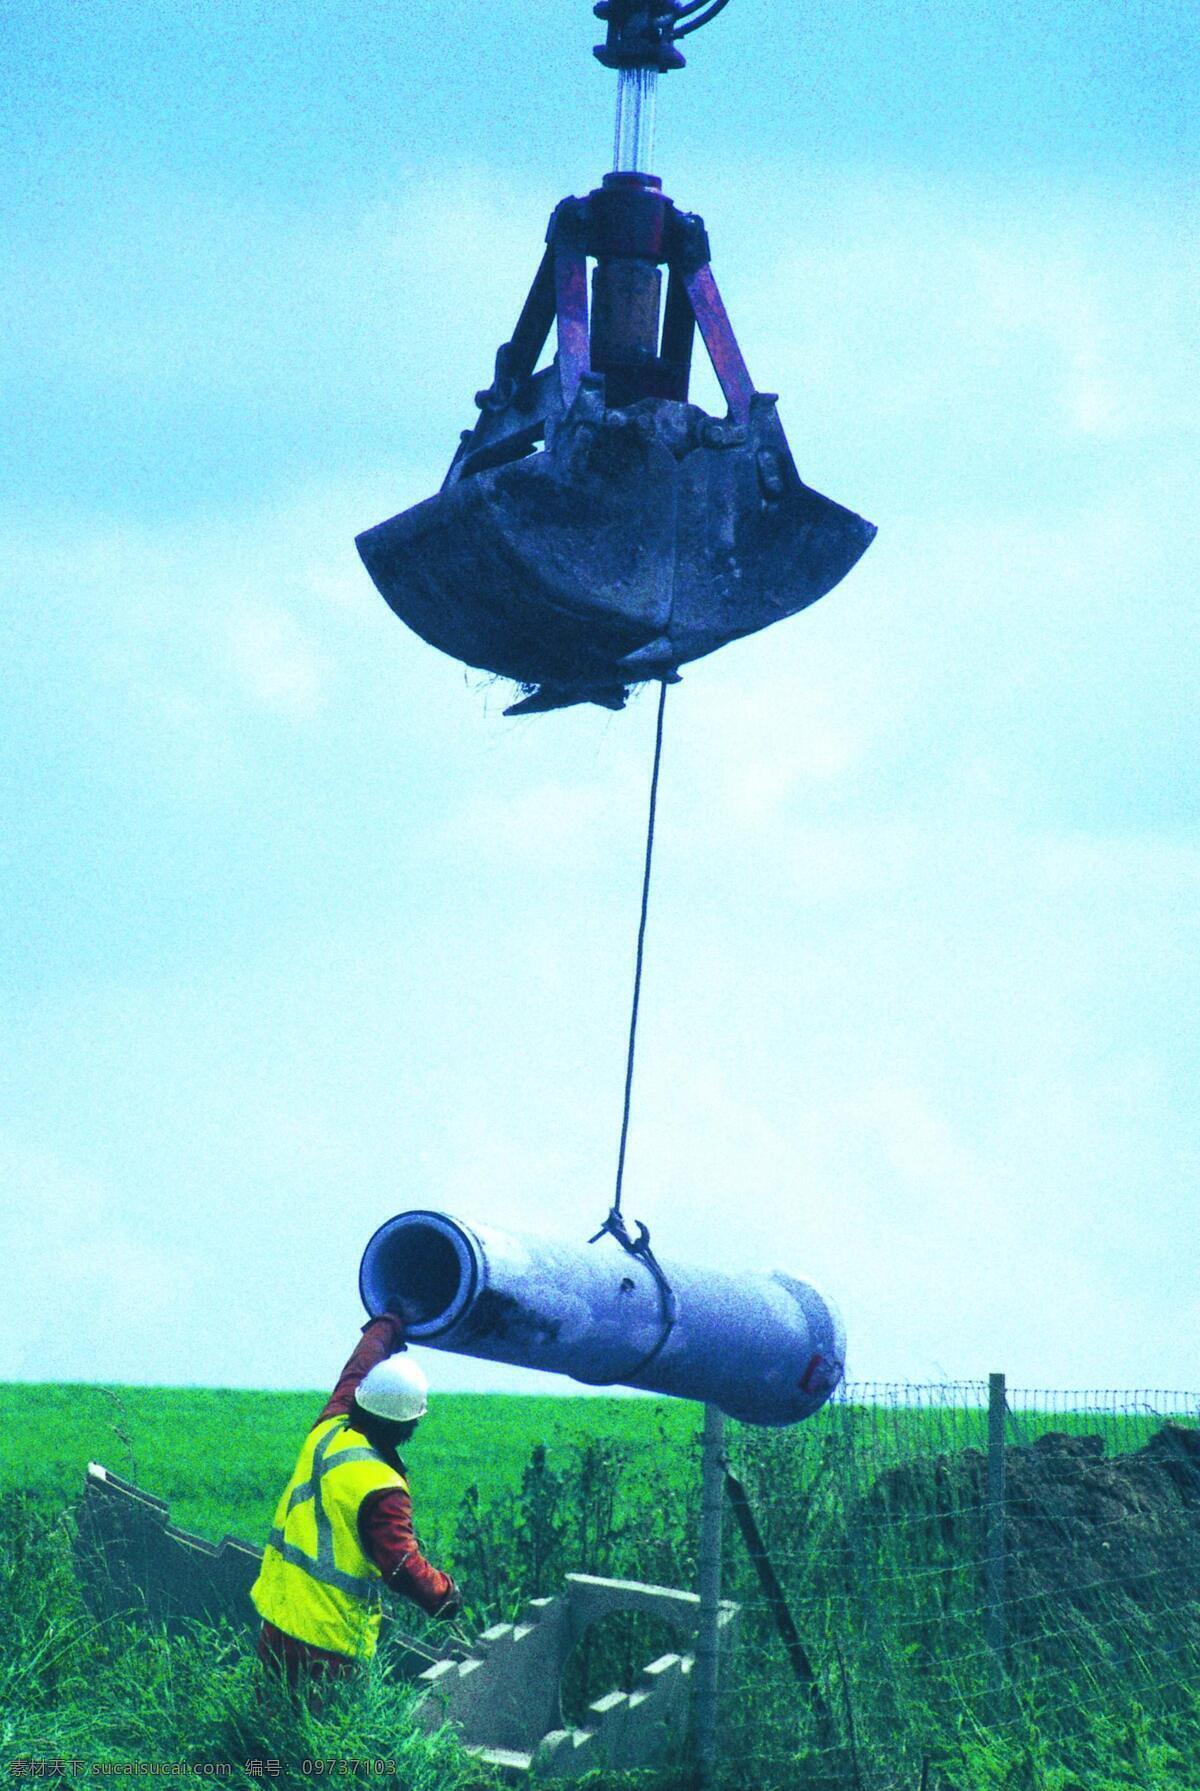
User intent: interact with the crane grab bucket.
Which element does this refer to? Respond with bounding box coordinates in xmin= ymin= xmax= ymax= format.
xmin=357 ymin=169 xmax=875 ymax=714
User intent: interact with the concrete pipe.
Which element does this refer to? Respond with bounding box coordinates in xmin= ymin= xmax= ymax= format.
xmin=359 ymin=1209 xmax=845 ymax=1426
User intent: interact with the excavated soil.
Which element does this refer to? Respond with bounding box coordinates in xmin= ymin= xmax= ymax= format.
xmin=866 ymin=1424 xmax=1200 ymax=1660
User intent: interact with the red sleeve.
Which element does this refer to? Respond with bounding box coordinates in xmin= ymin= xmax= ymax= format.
xmin=317 ymin=1315 xmax=408 ymax=1424
xmin=359 ymin=1485 xmax=458 ymax=1617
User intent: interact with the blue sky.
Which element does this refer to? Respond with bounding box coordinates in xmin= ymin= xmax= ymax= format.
xmin=2 ymin=1 xmax=1196 ymax=1399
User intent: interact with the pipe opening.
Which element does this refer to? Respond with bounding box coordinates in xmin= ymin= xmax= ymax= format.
xmin=375 ymin=1224 xmax=462 ymax=1323
xmin=360 ymin=1211 xmax=478 ymax=1335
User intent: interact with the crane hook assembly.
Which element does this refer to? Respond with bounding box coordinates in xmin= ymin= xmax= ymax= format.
xmin=356 ymin=3 xmax=875 ymax=717
xmin=593 ymin=0 xmax=734 ymax=73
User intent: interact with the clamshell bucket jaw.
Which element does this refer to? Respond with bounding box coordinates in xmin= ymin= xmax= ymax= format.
xmin=356 ymin=174 xmax=875 ymax=713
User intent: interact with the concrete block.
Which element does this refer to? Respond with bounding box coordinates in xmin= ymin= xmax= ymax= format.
xmin=563 ymin=1572 xmax=721 ymax=1644
xmin=416 ymin=1573 xmax=739 ymax=1779
xmin=75 ymin=1463 xmax=263 ymax=1636
xmin=74 ymin=1464 xmax=740 ymax=1779
xmin=532 ymin=1652 xmax=693 ymax=1778
xmin=414 ymin=1595 xmax=571 ymax=1754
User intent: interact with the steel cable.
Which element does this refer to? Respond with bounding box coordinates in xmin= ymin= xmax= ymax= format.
xmin=586 ymin=680 xmax=677 ymax=1375
xmin=611 ymin=676 xmax=669 ymax=1223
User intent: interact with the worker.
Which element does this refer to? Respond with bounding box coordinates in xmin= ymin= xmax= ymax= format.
xmin=251 ymin=1298 xmax=462 ymax=1693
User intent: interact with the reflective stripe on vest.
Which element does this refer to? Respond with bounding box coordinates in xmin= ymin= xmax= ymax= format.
xmin=250 ymin=1416 xmax=407 ymax=1657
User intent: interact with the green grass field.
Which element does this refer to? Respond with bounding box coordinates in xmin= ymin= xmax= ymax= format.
xmin=4 ymin=1384 xmax=1199 ymax=1790
xmin=0 ymin=1383 xmax=701 ymax=1557
xmin=3 ymin=1381 xmax=1177 ymax=1556
xmin=1 ymin=1386 xmax=699 ymax=1791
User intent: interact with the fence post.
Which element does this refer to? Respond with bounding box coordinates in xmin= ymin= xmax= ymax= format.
xmin=694 ymin=1402 xmax=726 ymax=1788
xmin=985 ymin=1370 xmax=1007 ymax=1717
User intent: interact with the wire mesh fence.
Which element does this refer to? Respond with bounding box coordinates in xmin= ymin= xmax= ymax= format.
xmin=716 ymin=1382 xmax=1200 ymax=1789
xmin=436 ymin=1380 xmax=1200 ymax=1782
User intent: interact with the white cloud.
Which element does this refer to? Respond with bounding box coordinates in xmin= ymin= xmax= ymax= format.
xmin=0 ymin=1134 xmax=208 ymax=1381
xmin=1036 ymin=831 xmax=1200 ymax=900
xmin=3 ymin=163 xmax=548 ymax=441
xmin=7 ymin=775 xmax=1197 ymax=1390
xmin=225 ymin=603 xmax=327 ymax=716
xmin=692 ymin=677 xmax=866 ymax=825
xmin=709 ymin=167 xmax=1196 ymax=500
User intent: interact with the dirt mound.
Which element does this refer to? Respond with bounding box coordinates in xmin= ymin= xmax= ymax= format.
xmin=866 ymin=1424 xmax=1200 ymax=1658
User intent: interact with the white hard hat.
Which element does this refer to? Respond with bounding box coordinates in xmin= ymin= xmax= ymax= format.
xmin=356 ymin=1354 xmax=429 ymax=1423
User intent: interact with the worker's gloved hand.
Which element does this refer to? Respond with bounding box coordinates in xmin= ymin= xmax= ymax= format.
xmin=434 ymin=1580 xmax=464 ymax=1620
xmin=385 ymin=1294 xmax=425 ymax=1327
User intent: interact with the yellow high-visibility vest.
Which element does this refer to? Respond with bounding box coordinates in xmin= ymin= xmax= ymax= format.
xmin=250 ymin=1414 xmax=407 ymax=1659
